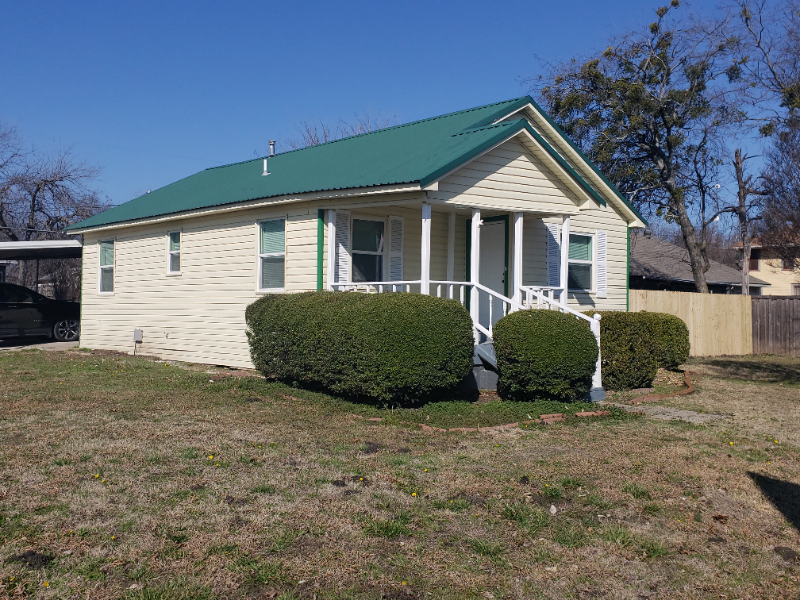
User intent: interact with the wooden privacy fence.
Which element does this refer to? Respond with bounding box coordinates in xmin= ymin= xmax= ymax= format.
xmin=752 ymin=297 xmax=800 ymax=357
xmin=629 ymin=290 xmax=753 ymax=356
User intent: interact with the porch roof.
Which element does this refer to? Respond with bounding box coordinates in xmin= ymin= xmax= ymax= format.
xmin=68 ymin=96 xmax=644 ymax=233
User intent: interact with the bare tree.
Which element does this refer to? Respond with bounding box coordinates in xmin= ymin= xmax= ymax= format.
xmin=731 ymin=0 xmax=800 ymax=133
xmin=759 ymin=118 xmax=800 ymax=268
xmin=729 ymin=148 xmax=768 ymax=293
xmin=283 ymin=113 xmax=398 ymax=150
xmin=0 ymin=122 xmax=110 ymax=298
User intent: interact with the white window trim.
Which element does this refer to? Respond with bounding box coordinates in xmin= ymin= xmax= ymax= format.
xmin=98 ymin=239 xmax=115 ymax=295
xmin=256 ymin=217 xmax=286 ymax=293
xmin=567 ymin=232 xmax=594 ymax=293
xmin=166 ymin=230 xmax=182 ymax=276
xmin=350 ymin=214 xmax=388 ymax=283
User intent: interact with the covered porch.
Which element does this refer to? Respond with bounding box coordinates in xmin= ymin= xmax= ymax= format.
xmin=322 ymin=199 xmax=604 ymax=397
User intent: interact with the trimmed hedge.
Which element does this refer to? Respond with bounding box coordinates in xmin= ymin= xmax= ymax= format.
xmin=589 ymin=311 xmax=690 ymax=391
xmin=590 ymin=311 xmax=658 ymax=391
xmin=638 ymin=312 xmax=690 ymax=370
xmin=245 ymin=291 xmax=474 ymax=403
xmin=493 ymin=310 xmax=598 ymax=401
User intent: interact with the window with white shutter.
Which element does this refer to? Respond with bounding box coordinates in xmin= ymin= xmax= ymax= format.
xmin=595 ymin=230 xmax=607 ymax=298
xmin=388 ymin=216 xmax=404 ymax=281
xmin=334 ymin=210 xmax=351 ymax=283
xmin=567 ymin=233 xmax=593 ymax=292
xmin=546 ymin=223 xmax=561 ymax=286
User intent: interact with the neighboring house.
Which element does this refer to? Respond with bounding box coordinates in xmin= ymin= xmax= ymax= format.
xmin=630 ymin=234 xmax=768 ymax=294
xmin=736 ymin=240 xmax=800 ymax=296
xmin=67 ymin=96 xmax=646 ymax=372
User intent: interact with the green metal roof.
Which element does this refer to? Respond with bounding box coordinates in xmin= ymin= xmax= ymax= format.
xmin=68 ymin=96 xmax=641 ymax=231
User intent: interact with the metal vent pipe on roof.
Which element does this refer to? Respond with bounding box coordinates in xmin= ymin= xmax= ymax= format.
xmin=269 ymin=140 xmax=276 ymax=157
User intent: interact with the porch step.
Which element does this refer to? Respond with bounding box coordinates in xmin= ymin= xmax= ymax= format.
xmin=474 ymin=342 xmax=497 ymax=369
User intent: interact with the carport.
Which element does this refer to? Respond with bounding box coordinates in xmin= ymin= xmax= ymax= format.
xmin=0 ymin=240 xmax=83 ymax=288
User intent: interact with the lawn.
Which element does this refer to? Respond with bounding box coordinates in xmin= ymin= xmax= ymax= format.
xmin=0 ymin=349 xmax=799 ymax=599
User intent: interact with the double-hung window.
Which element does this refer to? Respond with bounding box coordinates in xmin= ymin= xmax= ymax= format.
xmin=99 ymin=240 xmax=115 ymax=293
xmin=259 ymin=218 xmax=285 ymax=290
xmin=167 ymin=231 xmax=181 ymax=273
xmin=351 ymin=218 xmax=385 ymax=282
xmin=567 ymin=233 xmax=593 ymax=292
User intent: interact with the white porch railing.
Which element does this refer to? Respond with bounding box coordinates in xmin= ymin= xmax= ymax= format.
xmin=329 ymin=280 xmax=602 ymax=394
xmin=519 ymin=285 xmax=603 ymax=392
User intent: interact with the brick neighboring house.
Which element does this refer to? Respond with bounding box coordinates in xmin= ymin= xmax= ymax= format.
xmin=630 ymin=234 xmax=768 ymax=294
xmin=736 ymin=240 xmax=800 ymax=296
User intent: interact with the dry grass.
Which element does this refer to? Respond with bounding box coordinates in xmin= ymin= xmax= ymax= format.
xmin=0 ymin=349 xmax=799 ymax=599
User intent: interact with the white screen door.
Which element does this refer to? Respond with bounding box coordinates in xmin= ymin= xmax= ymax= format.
xmin=479 ymin=220 xmax=506 ymax=329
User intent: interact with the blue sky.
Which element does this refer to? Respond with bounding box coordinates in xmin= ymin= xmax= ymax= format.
xmin=2 ymin=0 xmax=691 ymax=205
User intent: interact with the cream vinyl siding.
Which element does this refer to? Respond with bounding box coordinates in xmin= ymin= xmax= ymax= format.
xmin=522 ymin=205 xmax=628 ymax=312
xmin=342 ymin=206 xmax=468 ymax=284
xmin=435 ymin=138 xmax=581 ymax=213
xmin=80 ymin=204 xmax=321 ymax=368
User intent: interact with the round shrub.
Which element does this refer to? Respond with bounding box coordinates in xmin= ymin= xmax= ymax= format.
xmin=591 ymin=311 xmax=658 ymax=390
xmin=245 ymin=291 xmax=474 ymax=403
xmin=638 ymin=312 xmax=690 ymax=370
xmin=493 ymin=310 xmax=598 ymax=401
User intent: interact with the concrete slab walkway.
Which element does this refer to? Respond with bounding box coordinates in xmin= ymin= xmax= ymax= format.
xmin=603 ymin=401 xmax=726 ymax=425
xmin=0 ymin=340 xmax=79 ymax=352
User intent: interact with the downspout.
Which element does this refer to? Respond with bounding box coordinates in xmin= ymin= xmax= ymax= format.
xmin=316 ymin=209 xmax=325 ymax=290
xmin=626 ymin=226 xmax=630 ymax=312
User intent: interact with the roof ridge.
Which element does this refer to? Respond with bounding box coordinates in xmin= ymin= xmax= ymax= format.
xmin=452 ymin=120 xmax=520 ymax=137
xmin=204 ymin=96 xmax=531 ymax=170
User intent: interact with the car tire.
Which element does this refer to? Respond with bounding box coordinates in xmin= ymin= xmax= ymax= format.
xmin=53 ymin=319 xmax=80 ymax=342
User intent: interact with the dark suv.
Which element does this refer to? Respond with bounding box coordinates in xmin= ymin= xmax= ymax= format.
xmin=0 ymin=283 xmax=80 ymax=342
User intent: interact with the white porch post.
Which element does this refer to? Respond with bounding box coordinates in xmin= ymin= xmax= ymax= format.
xmin=590 ymin=313 xmax=603 ymax=398
xmin=512 ymin=212 xmax=523 ymax=306
xmin=421 ymin=202 xmax=432 ymax=295
xmin=446 ymin=212 xmax=455 ymax=282
xmin=470 ymin=209 xmax=481 ymax=341
xmin=326 ymin=209 xmax=336 ymax=290
xmin=559 ymin=214 xmax=571 ymax=308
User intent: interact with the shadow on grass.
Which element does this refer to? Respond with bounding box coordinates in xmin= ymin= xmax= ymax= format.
xmin=699 ymin=358 xmax=800 ymax=385
xmin=749 ymin=472 xmax=800 ymax=532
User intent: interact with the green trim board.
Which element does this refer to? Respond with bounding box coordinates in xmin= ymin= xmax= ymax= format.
xmin=317 ymin=209 xmax=325 ymax=290
xmin=465 ymin=214 xmax=509 ymax=303
xmin=67 ymin=95 xmax=642 ymax=233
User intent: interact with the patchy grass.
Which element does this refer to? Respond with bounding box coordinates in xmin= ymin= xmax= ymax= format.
xmin=0 ymin=348 xmax=799 ymax=598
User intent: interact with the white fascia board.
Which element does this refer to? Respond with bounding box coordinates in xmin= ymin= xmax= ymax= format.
xmin=496 ymin=103 xmax=647 ymax=228
xmin=69 ymin=182 xmax=423 ymax=235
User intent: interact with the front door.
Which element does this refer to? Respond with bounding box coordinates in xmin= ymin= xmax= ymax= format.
xmin=479 ymin=219 xmax=507 ymax=329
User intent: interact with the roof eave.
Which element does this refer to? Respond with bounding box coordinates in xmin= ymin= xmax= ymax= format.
xmin=67 ymin=182 xmax=424 ymax=234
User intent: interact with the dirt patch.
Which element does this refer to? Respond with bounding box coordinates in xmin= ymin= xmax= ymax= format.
xmin=8 ymin=550 xmax=53 ymax=569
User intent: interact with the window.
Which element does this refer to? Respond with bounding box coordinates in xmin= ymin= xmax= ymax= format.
xmin=99 ymin=240 xmax=114 ymax=293
xmin=351 ymin=218 xmax=385 ymax=282
xmin=783 ymin=257 xmax=795 ymax=271
xmin=259 ymin=219 xmax=285 ymax=290
xmin=793 ymin=284 xmax=800 ymax=296
xmin=749 ymin=248 xmax=760 ymax=271
xmin=567 ymin=233 xmax=593 ymax=291
xmin=167 ymin=231 xmax=181 ymax=273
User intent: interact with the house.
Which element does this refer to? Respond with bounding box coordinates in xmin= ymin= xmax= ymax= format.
xmin=631 ymin=234 xmax=769 ymax=294
xmin=736 ymin=240 xmax=799 ymax=296
xmin=67 ymin=96 xmax=646 ymax=392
